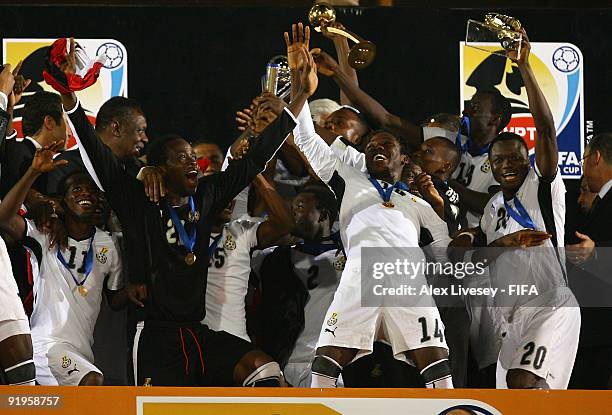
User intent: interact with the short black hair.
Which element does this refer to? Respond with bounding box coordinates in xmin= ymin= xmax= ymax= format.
xmin=146 ymin=134 xmax=185 ymax=166
xmin=333 ymin=107 xmax=371 ymax=141
xmin=478 ymin=88 xmax=512 ymax=132
xmin=192 ymin=138 xmax=223 ymax=150
xmin=369 ymin=129 xmax=411 ymax=156
xmin=95 ymin=96 xmax=144 ymax=131
xmin=22 ymin=91 xmax=63 ymax=137
xmin=587 ymin=132 xmax=612 ymax=165
xmin=299 ymin=183 xmax=338 ymax=226
xmin=429 ymin=136 xmax=461 ymax=173
xmin=488 ymin=132 xmax=528 ymax=156
xmin=55 ymin=170 xmax=96 ymax=198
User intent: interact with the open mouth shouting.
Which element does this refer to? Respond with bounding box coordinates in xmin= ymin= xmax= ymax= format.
xmin=76 ymin=198 xmax=95 ymax=209
xmin=185 ymin=169 xmax=199 ymax=188
xmin=373 ymin=153 xmax=388 ymax=162
xmin=501 ymin=171 xmax=519 ymax=182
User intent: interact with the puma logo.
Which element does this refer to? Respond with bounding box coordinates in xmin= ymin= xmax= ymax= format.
xmin=67 ymin=364 xmax=80 ymax=375
xmin=325 ymin=327 xmax=337 ymax=337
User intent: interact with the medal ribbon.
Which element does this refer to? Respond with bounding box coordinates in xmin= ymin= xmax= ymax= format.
xmin=56 ymin=232 xmax=95 ymax=289
xmin=455 ymin=116 xmax=491 ymax=156
xmin=208 ymin=233 xmax=223 ymax=257
xmin=168 ymin=196 xmax=197 ymax=253
xmin=368 ymin=176 xmax=410 ymax=204
xmin=504 ymin=196 xmax=537 ymax=230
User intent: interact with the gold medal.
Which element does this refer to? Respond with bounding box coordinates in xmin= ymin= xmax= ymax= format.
xmin=188 ymin=210 xmax=200 ymax=223
xmin=185 ymin=252 xmax=196 ymax=265
xmin=78 ymin=286 xmax=88 ymax=297
xmin=382 ymin=201 xmax=395 ymax=208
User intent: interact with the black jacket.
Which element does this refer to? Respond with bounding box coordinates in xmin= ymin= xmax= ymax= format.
xmin=46 ymin=149 xmax=143 ymax=195
xmin=572 ymin=188 xmax=612 ymax=347
xmin=67 ymin=103 xmax=295 ymax=323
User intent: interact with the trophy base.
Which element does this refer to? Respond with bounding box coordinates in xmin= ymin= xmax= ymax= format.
xmin=349 ymin=41 xmax=376 ymax=70
xmin=465 ymin=19 xmax=522 ymax=58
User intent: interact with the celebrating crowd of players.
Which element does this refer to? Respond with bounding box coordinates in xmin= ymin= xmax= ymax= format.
xmin=0 ymin=19 xmax=611 ymax=391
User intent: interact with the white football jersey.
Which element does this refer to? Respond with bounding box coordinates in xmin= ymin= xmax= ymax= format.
xmin=27 ymin=220 xmax=123 ymax=361
xmin=480 ymin=168 xmax=568 ymax=319
xmin=451 ymin=134 xmax=499 ymax=228
xmin=203 ymin=219 xmax=260 ymax=342
xmin=287 ymin=245 xmax=344 ymax=364
xmin=292 ymin=104 xmax=451 ymax=294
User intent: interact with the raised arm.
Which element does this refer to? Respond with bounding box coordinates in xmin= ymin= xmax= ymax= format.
xmin=447 ymin=179 xmax=495 ymax=215
xmin=513 ymin=29 xmax=558 ymax=180
xmin=53 ymin=39 xmax=128 ymax=198
xmin=322 ymin=22 xmax=359 ymax=106
xmin=253 ymin=174 xmax=295 ymax=248
xmin=0 ymin=142 xmax=66 ymax=241
xmin=206 ymin=51 xmax=317 ymax=214
xmin=5 ymin=62 xmax=31 ymax=140
xmin=0 ymin=64 xmax=15 ymax=157
xmin=312 ymin=49 xmax=422 ymax=149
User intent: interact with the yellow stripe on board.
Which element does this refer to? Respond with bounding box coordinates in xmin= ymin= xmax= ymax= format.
xmin=143 ymin=402 xmax=341 ymax=415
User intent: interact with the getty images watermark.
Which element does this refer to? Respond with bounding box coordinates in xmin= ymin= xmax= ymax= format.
xmin=359 ymin=247 xmax=611 ymax=308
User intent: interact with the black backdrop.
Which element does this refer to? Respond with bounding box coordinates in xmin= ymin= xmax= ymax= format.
xmin=1 ymin=5 xmax=610 ymax=238
xmin=1 ymin=6 xmax=610 ymax=146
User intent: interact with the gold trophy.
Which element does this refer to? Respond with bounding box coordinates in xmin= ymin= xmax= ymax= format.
xmin=308 ymin=3 xmax=376 ymax=70
xmin=466 ymin=13 xmax=523 ymax=58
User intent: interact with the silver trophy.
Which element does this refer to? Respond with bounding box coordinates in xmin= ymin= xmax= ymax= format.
xmin=261 ymin=56 xmax=291 ymax=100
xmin=466 ymin=13 xmax=523 ymax=58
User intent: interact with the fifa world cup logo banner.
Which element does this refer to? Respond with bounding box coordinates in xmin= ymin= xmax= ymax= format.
xmin=460 ymin=42 xmax=584 ymax=179
xmin=2 ymin=38 xmax=128 ymax=149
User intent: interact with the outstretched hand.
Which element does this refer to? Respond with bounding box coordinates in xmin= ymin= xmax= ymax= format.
xmin=492 ymin=229 xmax=551 ymax=248
xmin=0 ymin=63 xmax=15 ymax=97
xmin=31 ymin=141 xmax=68 ymax=173
xmin=296 ymin=47 xmax=318 ymax=97
xmin=284 ymin=22 xmax=310 ymax=70
xmin=9 ymin=61 xmax=32 ymax=108
xmin=59 ymin=37 xmax=77 ymax=75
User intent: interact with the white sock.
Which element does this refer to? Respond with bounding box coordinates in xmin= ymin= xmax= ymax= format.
xmin=420 ymin=358 xmax=454 ymax=389
xmin=425 ymin=375 xmax=454 ymax=389
xmin=310 ymin=372 xmax=338 ymax=388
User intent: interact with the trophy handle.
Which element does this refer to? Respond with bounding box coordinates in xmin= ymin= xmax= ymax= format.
xmin=320 ymin=26 xmax=362 ymax=45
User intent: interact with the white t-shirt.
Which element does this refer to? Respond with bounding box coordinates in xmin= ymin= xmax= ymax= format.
xmin=27 ymin=220 xmax=123 ymax=361
xmin=203 ymin=219 xmax=260 ymax=342
xmin=480 ymin=168 xmax=567 ymax=318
